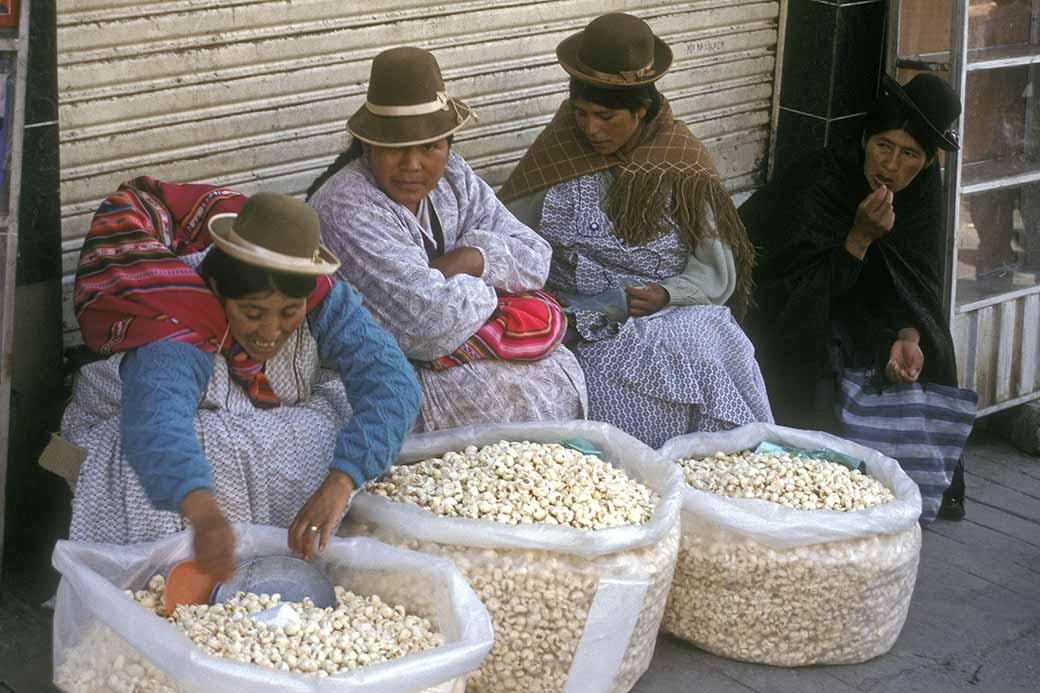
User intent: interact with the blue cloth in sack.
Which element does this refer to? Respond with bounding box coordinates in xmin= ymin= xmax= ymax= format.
xmin=834 ymin=368 xmax=977 ymax=523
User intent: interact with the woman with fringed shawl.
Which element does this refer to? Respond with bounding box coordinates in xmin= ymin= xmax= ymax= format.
xmin=63 ymin=187 xmax=420 ymax=579
xmin=501 ymin=13 xmax=772 ymax=448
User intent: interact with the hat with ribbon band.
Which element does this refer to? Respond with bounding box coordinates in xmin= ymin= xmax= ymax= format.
xmin=881 ymin=72 xmax=962 ymax=151
xmin=348 ymin=46 xmax=474 ymax=147
xmin=557 ymin=13 xmax=672 ymax=88
xmin=208 ymin=192 xmax=340 ymax=276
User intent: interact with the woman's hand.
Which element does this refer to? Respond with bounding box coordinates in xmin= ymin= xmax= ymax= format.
xmin=846 ymin=185 xmax=895 ymax=259
xmin=289 ymin=470 xmax=356 ymax=560
xmin=626 ymin=283 xmax=669 ymax=317
xmin=181 ymin=489 xmax=236 ymax=582
xmin=429 ymin=247 xmax=485 ymax=279
xmin=886 ymin=333 xmax=924 ymax=384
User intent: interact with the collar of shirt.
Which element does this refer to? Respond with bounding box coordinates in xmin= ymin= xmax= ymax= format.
xmin=416 ymin=197 xmax=436 ymax=248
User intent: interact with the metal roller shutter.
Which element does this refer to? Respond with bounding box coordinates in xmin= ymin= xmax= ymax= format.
xmin=58 ymin=0 xmax=781 ymax=345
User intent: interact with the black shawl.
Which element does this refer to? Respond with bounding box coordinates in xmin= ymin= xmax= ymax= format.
xmin=740 ymin=139 xmax=958 ymax=428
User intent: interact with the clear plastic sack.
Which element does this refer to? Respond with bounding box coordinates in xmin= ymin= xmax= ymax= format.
xmin=658 ymin=423 xmax=923 ymax=665
xmin=343 ymin=421 xmax=683 ymax=693
xmin=52 ymin=524 xmax=493 ymax=692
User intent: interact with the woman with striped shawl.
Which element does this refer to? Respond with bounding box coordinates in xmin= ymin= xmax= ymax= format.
xmin=501 ymin=13 xmax=772 ymax=447
xmin=63 ymin=184 xmax=420 ymax=580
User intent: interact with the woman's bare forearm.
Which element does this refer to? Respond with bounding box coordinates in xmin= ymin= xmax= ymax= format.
xmin=429 ymin=247 xmax=484 ymax=278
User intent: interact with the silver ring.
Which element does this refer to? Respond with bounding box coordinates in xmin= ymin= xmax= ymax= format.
xmin=308 ymin=525 xmax=319 ymax=533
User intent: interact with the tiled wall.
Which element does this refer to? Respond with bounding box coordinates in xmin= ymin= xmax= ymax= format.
xmin=19 ymin=0 xmax=59 ymax=287
xmin=5 ymin=0 xmax=69 ymax=568
xmin=772 ymin=0 xmax=887 ymax=174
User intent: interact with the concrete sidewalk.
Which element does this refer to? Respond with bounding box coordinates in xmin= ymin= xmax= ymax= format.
xmin=2 ymin=430 xmax=1038 ymax=692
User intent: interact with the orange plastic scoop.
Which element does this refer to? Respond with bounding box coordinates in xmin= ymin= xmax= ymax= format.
xmin=164 ymin=560 xmax=219 ymax=613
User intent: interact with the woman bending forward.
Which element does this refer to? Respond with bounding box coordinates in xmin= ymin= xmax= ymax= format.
xmin=64 ymin=187 xmax=420 ymax=578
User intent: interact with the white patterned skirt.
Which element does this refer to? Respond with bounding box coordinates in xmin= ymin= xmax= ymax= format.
xmin=413 ymin=346 xmax=588 ymax=432
xmin=573 ymin=304 xmax=773 ymax=448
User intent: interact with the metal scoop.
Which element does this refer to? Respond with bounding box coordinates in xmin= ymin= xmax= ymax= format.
xmin=211 ymin=555 xmax=337 ymax=608
xmin=163 ymin=555 xmax=337 ymax=612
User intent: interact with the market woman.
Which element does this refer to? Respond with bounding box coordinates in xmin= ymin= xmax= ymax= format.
xmin=64 ymin=185 xmax=421 ymax=578
xmin=308 ymin=46 xmax=586 ymax=431
xmin=500 ymin=13 xmax=772 ymax=447
xmin=739 ymin=74 xmax=971 ymax=520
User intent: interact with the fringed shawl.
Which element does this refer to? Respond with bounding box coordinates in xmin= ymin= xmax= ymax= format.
xmin=500 ymin=98 xmax=754 ymax=317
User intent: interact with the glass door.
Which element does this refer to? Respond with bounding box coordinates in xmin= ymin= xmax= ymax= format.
xmin=892 ymin=1 xmax=1040 ymax=311
xmin=959 ymin=1 xmax=1040 ymax=306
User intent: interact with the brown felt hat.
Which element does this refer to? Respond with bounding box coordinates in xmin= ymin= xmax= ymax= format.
xmin=557 ymin=13 xmax=672 ymax=88
xmin=208 ymin=192 xmax=340 ymax=275
xmin=347 ymin=46 xmax=473 ymax=147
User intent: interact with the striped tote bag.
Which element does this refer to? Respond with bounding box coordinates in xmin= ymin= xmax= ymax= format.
xmin=834 ymin=369 xmax=977 ymax=523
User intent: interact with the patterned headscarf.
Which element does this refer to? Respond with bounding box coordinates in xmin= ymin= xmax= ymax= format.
xmin=75 ymin=177 xmax=333 ymax=408
xmin=500 ymin=97 xmax=754 ymax=317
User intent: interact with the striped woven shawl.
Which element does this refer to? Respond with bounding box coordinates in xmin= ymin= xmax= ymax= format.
xmin=74 ymin=177 xmax=333 ymax=408
xmin=428 ymin=290 xmax=566 ymax=370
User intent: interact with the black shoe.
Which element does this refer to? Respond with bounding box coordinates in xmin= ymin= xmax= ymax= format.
xmin=937 ymin=496 xmax=966 ymax=521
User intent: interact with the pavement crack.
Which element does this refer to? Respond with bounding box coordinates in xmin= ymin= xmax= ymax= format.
xmin=965 ymin=497 xmax=1040 ymax=532
xmin=966 ymin=450 xmax=1040 ymax=478
xmin=854 ymin=623 xmax=1040 ymax=690
xmin=925 ymin=525 xmax=972 ymax=546
xmin=924 ymin=532 xmax=1040 ymax=592
xmin=856 ymin=653 xmax=974 ymax=690
xmin=979 ymin=458 xmax=1040 ymax=482
xmin=965 ymin=471 xmax=1040 ymax=502
xmin=962 ymin=516 xmax=1040 ymax=550
xmin=1015 ymin=561 xmax=1040 ymax=577
xmin=971 ymin=622 xmax=1040 ymax=660
xmin=945 ymin=562 xmax=1022 ymax=595
xmin=712 ymin=667 xmax=759 ymax=692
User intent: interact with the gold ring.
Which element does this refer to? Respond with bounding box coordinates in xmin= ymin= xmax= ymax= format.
xmin=308 ymin=525 xmax=319 ymax=533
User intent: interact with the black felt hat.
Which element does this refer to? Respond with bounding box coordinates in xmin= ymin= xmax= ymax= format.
xmin=881 ymin=73 xmax=962 ymax=151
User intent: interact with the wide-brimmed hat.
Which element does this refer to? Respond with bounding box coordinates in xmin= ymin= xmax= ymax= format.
xmin=208 ymin=192 xmax=340 ymax=275
xmin=347 ymin=46 xmax=473 ymax=147
xmin=557 ymin=13 xmax=672 ymax=88
xmin=881 ymin=73 xmax=961 ymax=151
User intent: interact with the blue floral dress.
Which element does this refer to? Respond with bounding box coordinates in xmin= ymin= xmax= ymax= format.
xmin=538 ymin=174 xmax=773 ymax=447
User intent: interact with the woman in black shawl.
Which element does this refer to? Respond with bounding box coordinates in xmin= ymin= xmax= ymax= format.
xmin=740 ymin=73 xmax=970 ymax=520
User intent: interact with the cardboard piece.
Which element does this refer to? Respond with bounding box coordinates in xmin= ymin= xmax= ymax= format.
xmin=38 ymin=434 xmax=86 ymax=490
